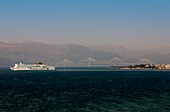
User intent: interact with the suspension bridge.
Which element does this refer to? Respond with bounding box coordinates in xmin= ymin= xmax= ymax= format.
xmin=55 ymin=57 xmax=156 ymax=67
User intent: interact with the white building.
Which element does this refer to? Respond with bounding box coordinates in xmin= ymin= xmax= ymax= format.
xmin=165 ymin=64 xmax=170 ymax=69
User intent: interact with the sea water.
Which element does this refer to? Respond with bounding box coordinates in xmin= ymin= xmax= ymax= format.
xmin=0 ymin=67 xmax=170 ymax=112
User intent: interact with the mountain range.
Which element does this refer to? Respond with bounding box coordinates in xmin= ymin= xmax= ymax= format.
xmin=0 ymin=42 xmax=170 ymax=67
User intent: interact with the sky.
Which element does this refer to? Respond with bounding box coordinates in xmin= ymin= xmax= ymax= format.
xmin=0 ymin=0 xmax=170 ymax=48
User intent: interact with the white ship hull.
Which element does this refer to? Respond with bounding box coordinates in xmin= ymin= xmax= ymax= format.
xmin=10 ymin=67 xmax=30 ymax=71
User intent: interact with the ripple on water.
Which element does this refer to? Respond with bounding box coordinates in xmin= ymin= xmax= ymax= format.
xmin=0 ymin=69 xmax=170 ymax=111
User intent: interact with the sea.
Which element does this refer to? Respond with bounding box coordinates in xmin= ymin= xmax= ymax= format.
xmin=0 ymin=67 xmax=170 ymax=112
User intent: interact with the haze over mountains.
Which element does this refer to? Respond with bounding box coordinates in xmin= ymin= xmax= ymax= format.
xmin=0 ymin=42 xmax=170 ymax=67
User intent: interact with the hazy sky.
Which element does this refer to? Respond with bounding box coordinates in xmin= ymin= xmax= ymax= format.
xmin=0 ymin=0 xmax=170 ymax=48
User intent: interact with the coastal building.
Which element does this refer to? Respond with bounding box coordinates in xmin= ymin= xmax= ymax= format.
xmin=165 ymin=64 xmax=170 ymax=69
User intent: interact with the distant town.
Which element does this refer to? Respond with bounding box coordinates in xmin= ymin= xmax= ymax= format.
xmin=110 ymin=64 xmax=170 ymax=70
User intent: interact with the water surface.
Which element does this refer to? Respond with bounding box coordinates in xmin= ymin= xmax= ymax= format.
xmin=0 ymin=68 xmax=170 ymax=111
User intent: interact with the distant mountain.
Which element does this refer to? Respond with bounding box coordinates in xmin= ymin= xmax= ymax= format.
xmin=0 ymin=58 xmax=16 ymax=67
xmin=0 ymin=58 xmax=29 ymax=67
xmin=85 ymin=43 xmax=129 ymax=56
xmin=0 ymin=42 xmax=125 ymax=66
xmin=0 ymin=42 xmax=170 ymax=66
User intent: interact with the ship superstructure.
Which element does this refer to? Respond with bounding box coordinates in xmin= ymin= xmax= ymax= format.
xmin=10 ymin=62 xmax=55 ymax=71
